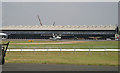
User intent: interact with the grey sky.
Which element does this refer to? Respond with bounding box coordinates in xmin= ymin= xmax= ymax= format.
xmin=2 ymin=2 xmax=118 ymax=26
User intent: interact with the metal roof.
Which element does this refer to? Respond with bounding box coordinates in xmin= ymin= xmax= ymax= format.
xmin=2 ymin=25 xmax=116 ymax=30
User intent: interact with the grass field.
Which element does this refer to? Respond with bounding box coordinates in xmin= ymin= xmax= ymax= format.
xmin=2 ymin=40 xmax=119 ymax=66
xmin=5 ymin=52 xmax=118 ymax=66
xmin=2 ymin=40 xmax=118 ymax=49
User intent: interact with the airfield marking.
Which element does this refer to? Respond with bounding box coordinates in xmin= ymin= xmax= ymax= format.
xmin=10 ymin=41 xmax=88 ymax=44
xmin=7 ymin=49 xmax=120 ymax=51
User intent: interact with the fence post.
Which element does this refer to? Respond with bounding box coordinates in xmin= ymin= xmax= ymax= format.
xmin=60 ymin=48 xmax=61 ymax=54
xmin=91 ymin=48 xmax=93 ymax=54
xmin=34 ymin=48 xmax=35 ymax=54
xmin=90 ymin=48 xmax=92 ymax=55
xmin=60 ymin=48 xmax=61 ymax=55
xmin=89 ymin=48 xmax=90 ymax=54
xmin=8 ymin=49 xmax=10 ymax=53
xmin=47 ymin=49 xmax=49 ymax=54
xmin=60 ymin=48 xmax=63 ymax=54
xmin=74 ymin=49 xmax=76 ymax=54
xmin=21 ymin=48 xmax=22 ymax=53
xmin=104 ymin=48 xmax=106 ymax=54
xmin=104 ymin=47 xmax=107 ymax=55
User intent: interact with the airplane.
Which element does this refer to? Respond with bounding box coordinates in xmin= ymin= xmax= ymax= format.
xmin=0 ymin=32 xmax=8 ymax=40
xmin=89 ymin=37 xmax=101 ymax=40
xmin=49 ymin=33 xmax=61 ymax=41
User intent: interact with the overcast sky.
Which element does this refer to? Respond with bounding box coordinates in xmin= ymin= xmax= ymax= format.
xmin=2 ymin=2 xmax=118 ymax=26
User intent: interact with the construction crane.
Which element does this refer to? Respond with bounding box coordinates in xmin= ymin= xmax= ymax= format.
xmin=37 ymin=15 xmax=42 ymax=26
xmin=53 ymin=21 xmax=55 ymax=26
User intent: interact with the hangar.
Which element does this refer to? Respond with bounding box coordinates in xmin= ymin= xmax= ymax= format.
xmin=1 ymin=25 xmax=119 ymax=40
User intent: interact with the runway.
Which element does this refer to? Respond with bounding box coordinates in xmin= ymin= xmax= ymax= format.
xmin=2 ymin=63 xmax=118 ymax=71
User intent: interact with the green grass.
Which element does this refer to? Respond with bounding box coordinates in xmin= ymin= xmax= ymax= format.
xmin=5 ymin=52 xmax=118 ymax=66
xmin=3 ymin=40 xmax=118 ymax=49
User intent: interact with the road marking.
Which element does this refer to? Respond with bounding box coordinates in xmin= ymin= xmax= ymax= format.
xmin=7 ymin=49 xmax=120 ymax=51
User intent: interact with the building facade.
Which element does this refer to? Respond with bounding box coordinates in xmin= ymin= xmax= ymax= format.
xmin=2 ymin=25 xmax=118 ymax=40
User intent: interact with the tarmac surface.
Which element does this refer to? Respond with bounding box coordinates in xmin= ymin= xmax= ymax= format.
xmin=2 ymin=63 xmax=118 ymax=71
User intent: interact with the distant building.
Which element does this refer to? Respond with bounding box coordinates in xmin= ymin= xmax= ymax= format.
xmin=1 ymin=25 xmax=118 ymax=40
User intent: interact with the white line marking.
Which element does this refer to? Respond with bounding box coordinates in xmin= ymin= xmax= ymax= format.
xmin=7 ymin=49 xmax=120 ymax=51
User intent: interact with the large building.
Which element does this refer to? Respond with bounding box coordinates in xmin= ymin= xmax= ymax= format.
xmin=1 ymin=25 xmax=119 ymax=40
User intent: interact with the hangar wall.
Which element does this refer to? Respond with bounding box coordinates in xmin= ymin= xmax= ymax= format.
xmin=2 ymin=25 xmax=117 ymax=40
xmin=2 ymin=30 xmax=116 ymax=40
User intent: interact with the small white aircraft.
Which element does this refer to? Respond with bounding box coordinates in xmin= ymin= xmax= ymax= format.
xmin=49 ymin=33 xmax=61 ymax=40
xmin=89 ymin=37 xmax=101 ymax=40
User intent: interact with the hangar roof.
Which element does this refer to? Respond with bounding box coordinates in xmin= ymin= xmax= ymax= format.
xmin=2 ymin=25 xmax=116 ymax=30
